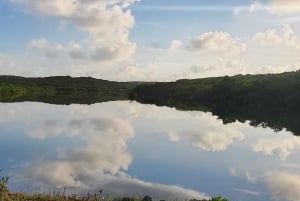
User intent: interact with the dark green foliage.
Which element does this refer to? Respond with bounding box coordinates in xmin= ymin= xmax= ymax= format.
xmin=209 ymin=197 xmax=229 ymax=201
xmin=189 ymin=199 xmax=208 ymax=201
xmin=131 ymin=70 xmax=300 ymax=135
xmin=2 ymin=71 xmax=300 ymax=135
xmin=0 ymin=76 xmax=140 ymax=104
xmin=141 ymin=195 xmax=152 ymax=201
xmin=121 ymin=197 xmax=136 ymax=201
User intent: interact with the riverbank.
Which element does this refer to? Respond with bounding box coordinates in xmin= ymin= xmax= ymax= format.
xmin=0 ymin=190 xmax=227 ymax=201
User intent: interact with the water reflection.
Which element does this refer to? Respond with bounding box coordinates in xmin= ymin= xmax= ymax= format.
xmin=1 ymin=101 xmax=300 ymax=201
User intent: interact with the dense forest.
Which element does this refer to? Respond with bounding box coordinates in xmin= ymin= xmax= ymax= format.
xmin=1 ymin=70 xmax=300 ymax=135
xmin=0 ymin=76 xmax=140 ymax=104
xmin=130 ymin=70 xmax=300 ymax=135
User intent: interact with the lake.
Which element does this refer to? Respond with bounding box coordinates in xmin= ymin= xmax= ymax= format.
xmin=1 ymin=101 xmax=299 ymax=201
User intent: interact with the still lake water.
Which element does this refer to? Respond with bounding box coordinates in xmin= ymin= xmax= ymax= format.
xmin=1 ymin=101 xmax=300 ymax=201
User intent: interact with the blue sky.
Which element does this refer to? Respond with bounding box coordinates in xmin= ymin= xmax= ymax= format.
xmin=1 ymin=0 xmax=300 ymax=80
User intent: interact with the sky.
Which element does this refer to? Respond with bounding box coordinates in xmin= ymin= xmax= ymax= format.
xmin=1 ymin=0 xmax=300 ymax=81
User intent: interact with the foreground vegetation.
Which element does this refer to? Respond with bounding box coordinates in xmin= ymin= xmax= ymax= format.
xmin=1 ymin=71 xmax=300 ymax=135
xmin=0 ymin=171 xmax=228 ymax=201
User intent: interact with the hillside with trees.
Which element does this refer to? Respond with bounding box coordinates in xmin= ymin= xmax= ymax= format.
xmin=0 ymin=76 xmax=140 ymax=104
xmin=1 ymin=71 xmax=300 ymax=134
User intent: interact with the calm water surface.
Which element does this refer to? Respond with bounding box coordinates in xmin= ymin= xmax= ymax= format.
xmin=1 ymin=101 xmax=300 ymax=201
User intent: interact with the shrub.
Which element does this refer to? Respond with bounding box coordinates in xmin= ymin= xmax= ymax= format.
xmin=209 ymin=196 xmax=229 ymax=201
xmin=0 ymin=170 xmax=9 ymax=192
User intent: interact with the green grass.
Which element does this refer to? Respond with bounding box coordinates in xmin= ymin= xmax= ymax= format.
xmin=0 ymin=172 xmax=229 ymax=201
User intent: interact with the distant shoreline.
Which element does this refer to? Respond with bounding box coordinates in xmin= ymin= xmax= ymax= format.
xmin=1 ymin=70 xmax=300 ymax=135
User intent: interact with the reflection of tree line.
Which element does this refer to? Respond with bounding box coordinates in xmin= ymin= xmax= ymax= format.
xmin=1 ymin=71 xmax=300 ymax=135
xmin=130 ymin=71 xmax=300 ymax=135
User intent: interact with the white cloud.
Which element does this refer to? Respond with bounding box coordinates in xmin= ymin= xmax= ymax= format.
xmin=181 ymin=57 xmax=251 ymax=80
xmin=29 ymin=38 xmax=64 ymax=58
xmin=167 ymin=114 xmax=244 ymax=152
xmin=11 ymin=0 xmax=78 ymax=16
xmin=25 ymin=117 xmax=134 ymax=187
xmin=168 ymin=132 xmax=180 ymax=142
xmin=169 ymin=40 xmax=183 ymax=50
xmin=13 ymin=0 xmax=138 ymax=63
xmin=29 ymin=38 xmax=136 ymax=62
xmin=95 ymin=176 xmax=208 ymax=200
xmin=233 ymin=188 xmax=261 ymax=196
xmin=238 ymin=1 xmax=300 ymax=15
xmin=0 ymin=54 xmax=18 ymax=75
xmin=254 ymin=25 xmax=300 ymax=50
xmin=67 ymin=42 xmax=85 ymax=59
xmin=271 ymin=0 xmax=300 ymax=14
xmin=22 ymin=115 xmax=208 ymax=200
xmin=188 ymin=32 xmax=246 ymax=55
xmin=184 ymin=129 xmax=244 ymax=152
xmin=229 ymin=168 xmax=260 ymax=183
xmin=117 ymin=62 xmax=159 ymax=81
xmin=267 ymin=172 xmax=300 ymax=201
xmin=29 ymin=38 xmax=50 ymax=49
xmin=252 ymin=136 xmax=300 ymax=160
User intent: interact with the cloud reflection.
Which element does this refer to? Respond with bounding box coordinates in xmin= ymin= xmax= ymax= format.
xmin=21 ymin=116 xmax=207 ymax=200
xmin=24 ymin=118 xmax=134 ymax=187
xmin=167 ymin=115 xmax=244 ymax=152
xmin=267 ymin=172 xmax=300 ymax=201
xmin=252 ymin=136 xmax=300 ymax=160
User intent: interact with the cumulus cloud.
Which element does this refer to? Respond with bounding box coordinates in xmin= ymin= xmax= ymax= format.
xmin=29 ymin=38 xmax=64 ymax=58
xmin=254 ymin=25 xmax=300 ymax=50
xmin=271 ymin=0 xmax=300 ymax=14
xmin=14 ymin=0 xmax=138 ymax=62
xmin=91 ymin=42 xmax=136 ymax=62
xmin=266 ymin=172 xmax=300 ymax=201
xmin=188 ymin=32 xmax=246 ymax=55
xmin=252 ymin=136 xmax=300 ymax=160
